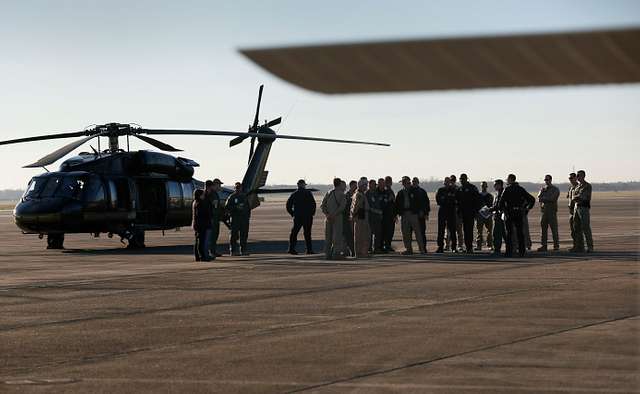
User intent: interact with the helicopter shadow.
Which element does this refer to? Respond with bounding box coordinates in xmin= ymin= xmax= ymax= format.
xmin=63 ymin=240 xmax=327 ymax=256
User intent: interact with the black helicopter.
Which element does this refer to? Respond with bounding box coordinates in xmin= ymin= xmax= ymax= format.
xmin=0 ymin=86 xmax=388 ymax=249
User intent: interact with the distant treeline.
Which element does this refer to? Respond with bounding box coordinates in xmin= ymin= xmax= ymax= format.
xmin=267 ymin=181 xmax=640 ymax=194
xmin=1 ymin=181 xmax=638 ymax=201
xmin=0 ymin=190 xmax=23 ymax=201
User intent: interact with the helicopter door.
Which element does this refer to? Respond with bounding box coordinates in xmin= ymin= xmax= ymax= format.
xmin=107 ymin=178 xmax=135 ymax=222
xmin=136 ymin=178 xmax=167 ymax=226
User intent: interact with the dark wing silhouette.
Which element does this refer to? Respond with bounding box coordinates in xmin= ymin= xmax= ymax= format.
xmin=240 ymin=27 xmax=640 ymax=94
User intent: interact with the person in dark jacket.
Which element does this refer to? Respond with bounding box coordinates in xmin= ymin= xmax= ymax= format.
xmin=192 ymin=189 xmax=212 ymax=262
xmin=412 ymin=177 xmax=431 ymax=250
xmin=491 ymin=179 xmax=506 ymax=255
xmin=205 ymin=179 xmax=224 ymax=258
xmin=286 ymin=179 xmax=317 ymax=254
xmin=225 ymin=182 xmax=251 ymax=256
xmin=381 ymin=176 xmax=396 ymax=252
xmin=394 ymin=176 xmax=426 ymax=254
xmin=458 ymin=174 xmax=481 ymax=253
xmin=499 ymin=174 xmax=536 ymax=257
xmin=436 ymin=177 xmax=459 ymax=253
xmin=366 ymin=179 xmax=385 ymax=253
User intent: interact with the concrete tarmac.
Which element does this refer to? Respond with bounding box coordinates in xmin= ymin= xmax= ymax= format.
xmin=0 ymin=192 xmax=638 ymax=393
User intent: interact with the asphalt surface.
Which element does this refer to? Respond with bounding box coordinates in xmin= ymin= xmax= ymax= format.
xmin=0 ymin=192 xmax=638 ymax=393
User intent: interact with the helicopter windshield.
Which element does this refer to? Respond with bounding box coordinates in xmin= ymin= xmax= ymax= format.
xmin=22 ymin=176 xmax=86 ymax=201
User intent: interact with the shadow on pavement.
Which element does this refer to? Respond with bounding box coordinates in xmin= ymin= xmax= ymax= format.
xmin=62 ymin=240 xmax=638 ymax=263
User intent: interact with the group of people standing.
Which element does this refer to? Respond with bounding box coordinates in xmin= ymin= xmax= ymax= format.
xmin=288 ymin=170 xmax=594 ymax=260
xmin=191 ymin=169 xmax=594 ymax=262
xmin=192 ymin=179 xmax=251 ymax=261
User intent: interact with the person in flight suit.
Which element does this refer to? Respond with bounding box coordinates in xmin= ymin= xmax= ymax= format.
xmin=567 ymin=173 xmax=579 ymax=251
xmin=537 ymin=174 xmax=560 ymax=251
xmin=395 ymin=176 xmax=426 ymax=255
xmin=499 ymin=174 xmax=535 ymax=257
xmin=475 ymin=181 xmax=494 ymax=251
xmin=436 ymin=177 xmax=459 ymax=253
xmin=225 ymin=182 xmax=251 ymax=256
xmin=286 ymin=179 xmax=317 ymax=255
xmin=458 ymin=174 xmax=481 ymax=253
xmin=412 ymin=177 xmax=430 ymax=251
xmin=321 ymin=178 xmax=347 ymax=260
xmin=572 ymin=170 xmax=594 ymax=253
xmin=366 ymin=179 xmax=384 ymax=253
xmin=192 ymin=189 xmax=212 ymax=262
xmin=343 ymin=180 xmax=358 ymax=256
xmin=490 ymin=179 xmax=506 ymax=255
xmin=205 ymin=178 xmax=224 ymax=259
xmin=381 ymin=176 xmax=396 ymax=252
xmin=351 ymin=178 xmax=371 ymax=259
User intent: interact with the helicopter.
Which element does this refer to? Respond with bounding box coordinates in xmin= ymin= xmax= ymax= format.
xmin=0 ymin=85 xmax=389 ymax=249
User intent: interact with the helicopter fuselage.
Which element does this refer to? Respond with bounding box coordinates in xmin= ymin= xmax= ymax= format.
xmin=13 ymin=150 xmax=231 ymax=240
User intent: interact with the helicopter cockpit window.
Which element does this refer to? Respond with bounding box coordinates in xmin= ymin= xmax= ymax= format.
xmin=23 ymin=176 xmax=85 ymax=200
xmin=56 ymin=177 xmax=85 ymax=199
xmin=22 ymin=178 xmax=46 ymax=201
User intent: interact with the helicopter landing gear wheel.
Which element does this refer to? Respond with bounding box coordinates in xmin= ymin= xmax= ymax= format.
xmin=46 ymin=234 xmax=65 ymax=249
xmin=127 ymin=230 xmax=145 ymax=249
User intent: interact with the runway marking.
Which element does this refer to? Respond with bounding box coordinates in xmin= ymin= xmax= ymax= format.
xmin=286 ymin=314 xmax=639 ymax=393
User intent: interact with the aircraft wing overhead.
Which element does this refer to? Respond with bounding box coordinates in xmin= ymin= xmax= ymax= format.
xmin=240 ymin=27 xmax=640 ymax=94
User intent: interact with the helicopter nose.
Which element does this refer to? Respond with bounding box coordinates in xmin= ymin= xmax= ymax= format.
xmin=14 ymin=199 xmax=80 ymax=233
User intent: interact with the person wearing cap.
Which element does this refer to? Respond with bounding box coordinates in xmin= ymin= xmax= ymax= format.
xmin=225 ymin=182 xmax=251 ymax=256
xmin=351 ymin=177 xmax=371 ymax=258
xmin=537 ymin=174 xmax=560 ymax=251
xmin=286 ymin=179 xmax=317 ymax=255
xmin=394 ymin=176 xmax=426 ymax=255
xmin=205 ymin=178 xmax=224 ymax=258
xmin=321 ymin=178 xmax=347 ymax=259
xmin=572 ymin=169 xmax=594 ymax=252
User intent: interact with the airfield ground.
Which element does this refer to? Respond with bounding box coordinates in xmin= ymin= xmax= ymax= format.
xmin=0 ymin=192 xmax=638 ymax=393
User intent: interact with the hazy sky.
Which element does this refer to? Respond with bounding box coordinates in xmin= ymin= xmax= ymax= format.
xmin=1 ymin=0 xmax=638 ymax=189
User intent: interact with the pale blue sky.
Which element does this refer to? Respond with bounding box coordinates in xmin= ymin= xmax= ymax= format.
xmin=0 ymin=0 xmax=638 ymax=189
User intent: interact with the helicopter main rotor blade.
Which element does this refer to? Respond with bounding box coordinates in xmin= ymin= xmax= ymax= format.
xmin=0 ymin=130 xmax=89 ymax=146
xmin=141 ymin=129 xmax=390 ymax=147
xmin=23 ymin=133 xmax=104 ymax=168
xmin=133 ymin=134 xmax=182 ymax=152
xmin=265 ymin=117 xmax=282 ymax=128
xmin=229 ymin=135 xmax=248 ymax=148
